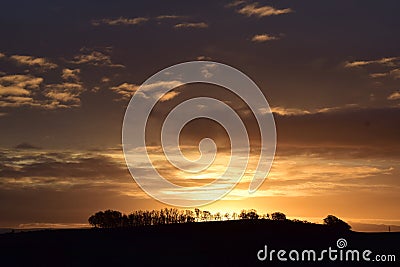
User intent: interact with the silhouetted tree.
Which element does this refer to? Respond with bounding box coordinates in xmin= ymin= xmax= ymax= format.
xmin=232 ymin=212 xmax=238 ymax=220
xmin=88 ymin=211 xmax=103 ymax=228
xmin=185 ymin=210 xmax=195 ymax=223
xmin=271 ymin=212 xmax=286 ymax=221
xmin=202 ymin=211 xmax=211 ymax=221
xmin=224 ymin=213 xmax=230 ymax=220
xmin=194 ymin=208 xmax=201 ymax=222
xmin=323 ymin=215 xmax=351 ymax=231
xmin=88 ymin=210 xmax=123 ymax=228
xmin=261 ymin=213 xmax=270 ymax=219
xmin=239 ymin=209 xmax=259 ymax=220
xmin=239 ymin=210 xmax=247 ymax=219
xmin=88 ymin=208 xmax=338 ymax=229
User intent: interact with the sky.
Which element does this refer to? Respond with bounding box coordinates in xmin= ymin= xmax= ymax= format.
xmin=0 ymin=0 xmax=399 ymax=231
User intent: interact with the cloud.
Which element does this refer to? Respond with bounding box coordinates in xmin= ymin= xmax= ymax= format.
xmin=0 ymin=52 xmax=5 ymax=59
xmin=270 ymin=106 xmax=311 ymax=116
xmin=110 ymin=83 xmax=139 ymax=100
xmin=200 ymin=63 xmax=217 ymax=78
xmin=156 ymin=15 xmax=185 ymax=20
xmin=0 ymin=150 xmax=131 ymax=188
xmin=261 ymin=104 xmax=362 ymax=117
xmin=91 ymin=17 xmax=148 ymax=26
xmin=225 ymin=0 xmax=245 ymax=8
xmin=159 ymin=91 xmax=180 ymax=102
xmin=101 ymin=77 xmax=110 ymax=83
xmin=344 ymin=57 xmax=400 ymax=68
xmin=390 ymin=68 xmax=400 ymax=79
xmin=111 ymin=81 xmax=183 ymax=101
xmin=369 ymin=72 xmax=389 ymax=78
xmin=174 ymin=22 xmax=208 ymax=28
xmin=365 ymin=68 xmax=400 ymax=80
xmin=44 ymin=82 xmax=84 ymax=106
xmin=0 ymin=75 xmax=43 ymax=96
xmin=61 ymin=68 xmax=80 ymax=82
xmin=17 ymin=222 xmax=89 ymax=229
xmin=196 ymin=56 xmax=212 ymax=60
xmin=140 ymin=81 xmax=183 ymax=92
xmin=92 ymin=15 xmax=192 ymax=29
xmin=315 ymin=103 xmax=359 ymax=114
xmin=0 ymin=96 xmax=35 ymax=107
xmin=387 ymin=91 xmax=400 ymax=100
xmin=14 ymin=142 xmax=41 ymax=150
xmin=69 ymin=49 xmax=124 ymax=68
xmin=0 ymin=73 xmax=86 ymax=109
xmin=0 ymin=149 xmax=149 ymax=227
xmin=237 ymin=3 xmax=293 ymax=17
xmin=0 ymin=87 xmax=30 ymax=96
xmin=10 ymin=55 xmax=57 ymax=69
xmin=251 ymin=34 xmax=279 ymax=43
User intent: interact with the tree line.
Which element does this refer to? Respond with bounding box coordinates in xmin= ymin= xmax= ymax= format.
xmin=88 ymin=208 xmax=351 ymax=231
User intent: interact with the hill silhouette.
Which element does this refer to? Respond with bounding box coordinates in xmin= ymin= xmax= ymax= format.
xmin=0 ymin=217 xmax=398 ymax=266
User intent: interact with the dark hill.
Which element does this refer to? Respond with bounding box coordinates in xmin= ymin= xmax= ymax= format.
xmin=0 ymin=220 xmax=398 ymax=266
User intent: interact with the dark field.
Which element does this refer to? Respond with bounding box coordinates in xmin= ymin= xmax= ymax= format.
xmin=0 ymin=220 xmax=398 ymax=267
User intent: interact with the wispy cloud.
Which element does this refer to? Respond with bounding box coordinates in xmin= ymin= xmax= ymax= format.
xmin=44 ymin=82 xmax=84 ymax=106
xmin=159 ymin=91 xmax=180 ymax=102
xmin=101 ymin=77 xmax=110 ymax=83
xmin=225 ymin=0 xmax=245 ymax=8
xmin=345 ymin=57 xmax=400 ymax=82
xmin=237 ymin=3 xmax=293 ymax=17
xmin=0 ymin=52 xmax=5 ymax=59
xmin=269 ymin=104 xmax=362 ymax=116
xmin=69 ymin=49 xmax=124 ymax=68
xmin=390 ymin=68 xmax=400 ymax=79
xmin=156 ymin=15 xmax=185 ymax=20
xmin=387 ymin=91 xmax=400 ymax=100
xmin=91 ymin=17 xmax=148 ymax=26
xmin=196 ymin=55 xmax=212 ymax=60
xmin=344 ymin=57 xmax=400 ymax=68
xmin=251 ymin=34 xmax=279 ymax=43
xmin=369 ymin=72 xmax=389 ymax=78
xmin=91 ymin=14 xmax=186 ymax=25
xmin=0 ymin=96 xmax=35 ymax=108
xmin=14 ymin=142 xmax=41 ymax=150
xmin=111 ymin=81 xmax=183 ymax=101
xmin=270 ymin=106 xmax=311 ymax=116
xmin=9 ymin=55 xmax=57 ymax=69
xmin=174 ymin=22 xmax=208 ymax=29
xmin=91 ymin=15 xmax=207 ymax=30
xmin=110 ymin=83 xmax=139 ymax=100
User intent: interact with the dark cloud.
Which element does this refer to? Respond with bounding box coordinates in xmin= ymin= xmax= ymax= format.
xmin=275 ymin=107 xmax=400 ymax=147
xmin=14 ymin=142 xmax=41 ymax=150
xmin=0 ymin=151 xmax=129 ymax=181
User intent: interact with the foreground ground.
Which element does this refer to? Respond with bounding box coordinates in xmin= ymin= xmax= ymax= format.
xmin=0 ymin=220 xmax=398 ymax=266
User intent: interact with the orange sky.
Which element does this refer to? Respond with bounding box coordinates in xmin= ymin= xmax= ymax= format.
xmin=0 ymin=0 xmax=399 ymax=231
